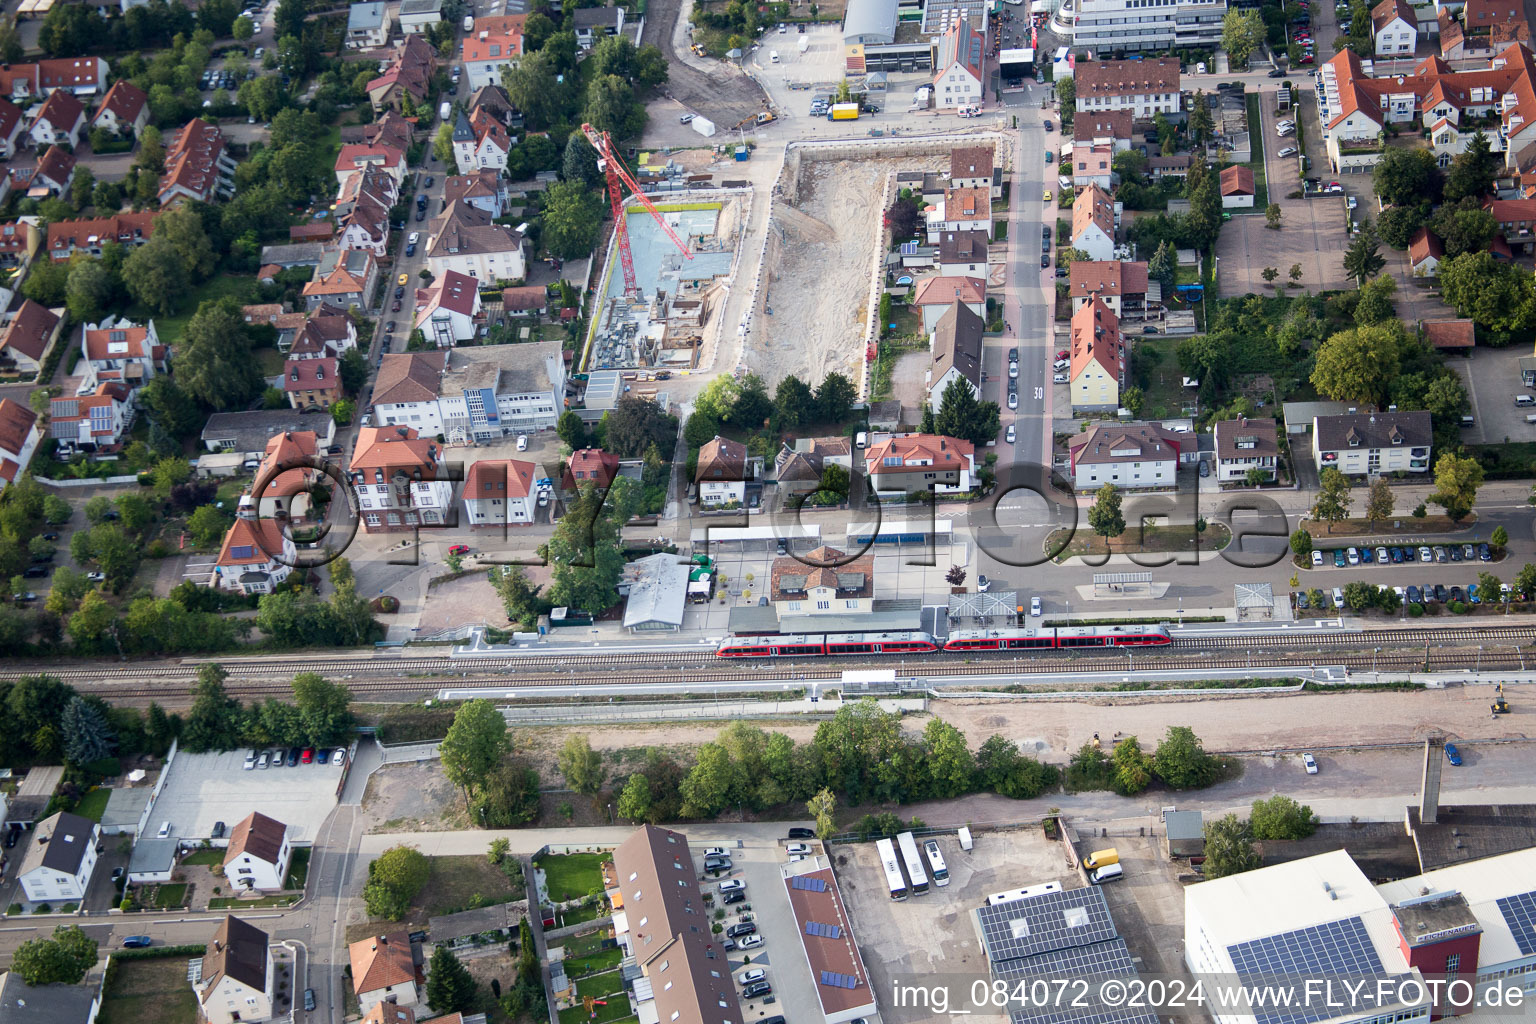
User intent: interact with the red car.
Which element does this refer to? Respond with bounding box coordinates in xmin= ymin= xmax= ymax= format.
xmin=1299 ymin=53 xmax=1315 ymax=62
xmin=448 ymin=544 xmax=471 ymax=556
xmin=301 ymin=748 xmax=314 ymax=764
xmin=1056 ymin=350 xmax=1069 ymax=359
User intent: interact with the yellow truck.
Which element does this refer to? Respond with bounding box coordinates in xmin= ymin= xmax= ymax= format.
xmin=1082 ymin=848 xmax=1119 ymax=871
xmin=829 ymin=103 xmax=860 ymax=121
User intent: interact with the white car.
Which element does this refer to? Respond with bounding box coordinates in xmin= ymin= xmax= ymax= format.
xmin=1053 ymin=358 xmax=1069 ymax=370
xmin=87 ymin=571 xmax=105 ymax=582
xmin=1346 ymin=547 xmax=1360 ymax=565
xmin=1311 ymin=550 xmax=1323 ymax=567
xmin=1053 ymin=373 xmax=1068 ymax=384
xmin=1008 ymin=360 xmax=1018 ymax=378
xmin=1276 ymin=120 xmax=1295 ymax=131
xmin=703 ymin=847 xmax=727 ymax=858
xmin=1276 ymin=125 xmax=1295 ymax=137
xmin=243 ymin=751 xmax=257 ymax=770
xmin=786 ymin=843 xmax=811 ymax=855
xmin=1008 ymin=391 xmax=1018 ymax=409
xmin=1029 ymin=596 xmax=1042 ymax=617
xmin=332 ymin=748 xmax=346 ymax=765
xmin=740 ymin=969 xmax=766 ymax=985
xmin=738 ymin=935 xmax=763 ymax=949
xmin=1303 ymin=753 xmax=1318 ymax=774
xmin=719 ymin=879 xmax=745 ymax=893
xmin=407 ymin=231 xmax=420 ymax=245
xmin=516 ymin=435 xmax=528 ymax=451
xmin=1005 ymin=424 xmax=1015 ymax=444
xmin=1277 ymin=146 xmax=1298 ymax=157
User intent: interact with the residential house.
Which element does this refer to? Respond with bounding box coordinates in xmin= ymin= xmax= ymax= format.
xmin=1071 ymin=144 xmax=1114 ymax=190
xmin=1071 ymin=183 xmax=1117 ymax=261
xmin=335 ymin=164 xmax=399 ymax=258
xmin=398 ymin=0 xmax=443 ymax=33
xmin=1073 ymin=58 xmax=1182 ymax=117
xmin=302 ymin=248 xmax=379 ymax=310
xmin=0 ymin=98 xmax=22 ymax=158
xmin=865 ymin=433 xmax=974 ymax=497
xmin=466 ymin=84 xmax=519 ymax=127
xmin=413 ymin=269 xmax=482 ymax=346
xmin=426 ymin=200 xmax=526 ymax=283
xmin=350 ymin=425 xmax=455 ymax=531
xmin=367 ymin=35 xmax=436 ymax=112
xmin=608 ymin=826 xmax=744 ymax=1024
xmin=931 ymin=18 xmax=985 ymax=109
xmin=935 ymin=229 xmax=989 ymax=276
xmin=1213 ymin=416 xmax=1279 ymax=482
xmin=342 ymin=110 xmax=415 ymax=155
xmin=1373 ymin=0 xmax=1418 ymax=54
xmin=1482 ymin=195 xmax=1536 ymax=252
xmin=446 ymin=168 xmax=509 ymax=217
xmin=924 ymin=186 xmax=991 ymax=240
xmin=92 ymin=78 xmax=148 ymax=137
xmin=773 ymin=436 xmax=852 ymax=495
xmin=27 ymin=88 xmax=84 ymax=147
xmin=1069 ymin=260 xmax=1150 ymax=319
xmin=573 ymin=5 xmax=625 ymax=48
xmin=1409 ymin=226 xmax=1444 ymax=276
xmin=925 ymin=299 xmax=985 ymax=409
xmin=193 ymin=916 xmax=275 ymax=1024
xmin=462 ymin=16 xmax=526 ymax=91
xmin=563 ymin=447 xmax=620 ymax=491
xmin=462 ymin=458 xmax=537 ymax=527
xmin=0 ymin=219 xmax=39 ymax=267
xmin=501 ymin=284 xmax=548 ymax=317
xmin=49 ymin=383 xmax=134 ymax=452
xmin=0 ymin=398 xmax=40 ymax=490
xmin=1428 ymin=116 xmax=1504 ymax=168
xmin=1073 ymin=110 xmax=1134 ymax=153
xmin=16 ymin=811 xmax=99 ymax=903
xmin=1439 ymin=0 xmax=1527 ymax=59
xmin=0 ymin=56 xmax=108 ymax=100
xmin=696 ymin=435 xmax=749 ymax=506
xmin=245 ymin=430 xmax=320 ymax=520
xmin=1065 ymin=422 xmax=1183 ymax=490
xmin=365 ymin=1005 xmax=418 ymax=1024
xmin=346 ymin=1 xmax=393 ymax=48
xmin=201 ymin=410 xmax=337 ymax=457
xmin=0 ymin=299 xmax=63 ymax=375
xmin=1219 ymin=164 xmax=1256 ymax=208
xmin=260 ymin=241 xmax=326 ymax=270
xmin=30 ymin=145 xmax=74 ymax=197
xmin=334 ymin=143 xmax=408 ymax=189
xmin=47 ymin=211 xmax=154 ymax=261
xmin=0 ymin=973 xmax=100 ymax=1024
xmin=222 ymin=812 xmax=292 ymax=892
xmin=913 ymin=275 xmax=985 ymax=332
xmin=80 ymin=317 xmax=164 ymax=392
xmin=950 ymin=145 xmax=1000 ymax=196
xmin=283 ymin=356 xmax=340 ymax=410
xmin=450 ymin=107 xmax=512 ymax=174
xmin=1312 ymin=410 xmax=1433 ymax=475
xmin=370 ymin=345 xmax=563 ymax=439
xmin=1069 ymin=296 xmax=1125 ymax=413
xmin=349 ymin=932 xmax=421 ymax=1012
xmin=159 ymin=120 xmax=236 ymax=206
xmin=770 ymin=544 xmax=874 ymax=615
xmin=1147 ymin=153 xmax=1193 ymax=179
xmin=288 ymin=305 xmax=357 ymax=359
xmin=1420 ymin=317 xmax=1476 ymax=351
xmin=212 ymin=513 xmax=297 ymax=594
xmin=371 ymin=351 xmax=447 ymax=432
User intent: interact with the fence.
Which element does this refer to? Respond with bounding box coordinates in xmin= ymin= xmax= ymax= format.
xmin=488 ymin=696 xmax=926 ymax=725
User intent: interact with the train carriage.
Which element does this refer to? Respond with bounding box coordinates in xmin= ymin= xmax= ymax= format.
xmin=715 ymin=631 xmax=939 ymax=658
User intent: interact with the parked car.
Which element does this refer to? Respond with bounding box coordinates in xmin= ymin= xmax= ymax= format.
xmin=722 ymin=890 xmax=747 ymax=905
xmin=301 ymin=748 xmax=314 ymax=764
xmin=1008 ymin=391 xmax=1017 ymax=409
xmin=1433 ymin=584 xmax=1448 ymax=602
xmin=1278 ymin=146 xmax=1298 ymax=157
xmin=743 ymin=982 xmax=773 ymax=999
xmin=122 ymin=936 xmax=153 ymax=948
xmin=1302 ymin=753 xmax=1317 ymax=774
xmin=720 ymin=878 xmax=746 ymax=893
xmin=1311 ymin=550 xmax=1323 ymax=567
xmin=1444 ymin=742 xmax=1462 ymax=766
xmin=448 ymin=544 xmax=471 ymax=556
xmin=1468 ymin=584 xmax=1481 ymax=604
xmin=787 ymin=827 xmax=815 ymax=839
xmin=1376 ymin=547 xmax=1389 ymax=564
xmin=112 ymin=867 xmax=125 ymax=882
xmin=1407 ymin=586 xmax=1421 ymax=603
xmin=244 ymin=751 xmax=257 ymax=770
xmin=1005 ymin=424 xmax=1016 ymax=444
xmin=738 ymin=934 xmax=763 ymax=949
xmin=1333 ymin=549 xmax=1346 ymax=568
xmin=1419 ymin=546 xmax=1434 ymax=562
xmin=304 ymin=989 xmax=316 ymax=1012
xmin=1053 ymin=373 xmax=1067 ymax=384
xmin=1479 ymin=543 xmax=1493 ymax=561
xmin=741 ymin=969 xmax=767 ymax=986
xmin=726 ymin=922 xmax=757 ymax=938
xmin=332 ymin=749 xmax=346 ymax=765
xmin=257 ymin=751 xmax=269 ymax=769
xmin=786 ymin=843 xmax=811 ymax=855
xmin=22 ymin=566 xmax=47 ymax=578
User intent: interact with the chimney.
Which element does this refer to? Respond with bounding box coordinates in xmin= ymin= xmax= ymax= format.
xmin=1420 ymin=736 xmax=1445 ymax=824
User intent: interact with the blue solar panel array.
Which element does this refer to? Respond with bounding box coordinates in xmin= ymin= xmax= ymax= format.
xmin=820 ymin=970 xmax=860 ymax=990
xmin=1496 ymin=891 xmax=1536 ymax=956
xmin=791 ymin=876 xmax=828 ymax=892
xmin=806 ymin=921 xmax=843 ymax=939
xmin=978 ymin=887 xmax=1118 ymax=964
xmin=995 ymin=938 xmax=1160 ymax=1024
xmin=1228 ymin=917 xmax=1388 ymax=1024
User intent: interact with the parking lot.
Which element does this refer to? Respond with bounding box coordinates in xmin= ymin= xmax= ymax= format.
xmin=838 ymin=829 xmax=1066 ymax=1024
xmin=692 ymin=838 xmax=830 ymax=1024
xmin=146 ymin=748 xmax=347 ymax=845
xmin=1066 ymin=832 xmax=1191 ymax=982
xmin=1453 ymin=344 xmax=1536 ymax=446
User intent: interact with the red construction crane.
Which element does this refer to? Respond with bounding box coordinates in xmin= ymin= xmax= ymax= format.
xmin=582 ymin=122 xmax=693 ymax=296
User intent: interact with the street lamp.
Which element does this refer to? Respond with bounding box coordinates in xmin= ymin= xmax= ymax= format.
xmin=1123 ymin=647 xmax=1133 ymax=672
xmin=1372 ymin=646 xmax=1380 ymax=680
xmin=1476 ymin=645 xmax=1484 ymax=674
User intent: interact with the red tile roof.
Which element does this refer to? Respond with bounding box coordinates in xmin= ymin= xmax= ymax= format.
xmin=95 ymin=80 xmax=147 ymax=128
xmin=1069 ymin=260 xmax=1149 ymax=300
xmin=33 ymin=145 xmax=74 ymax=188
xmin=159 ymin=120 xmax=228 ymax=204
xmin=350 ymin=932 xmax=415 ymax=996
xmin=1409 ymin=226 xmax=1444 ymax=264
xmin=1421 ymin=318 xmax=1476 ymax=348
xmin=33 ymin=88 xmax=83 ymax=132
xmin=216 ymin=516 xmax=289 ymax=567
xmin=84 ymin=323 xmax=160 ymax=364
xmin=1075 ymin=57 xmax=1181 ymax=99
xmin=283 ymin=357 xmax=338 ymax=392
xmin=351 ymin=425 xmax=439 ymax=473
xmin=0 ymin=397 xmax=37 ymax=455
xmin=1072 ymin=183 xmax=1115 ymax=239
xmin=1070 ymin=296 xmax=1124 ymax=382
xmin=864 ymin=433 xmax=973 ymax=477
xmin=465 ymin=458 xmax=535 ymax=499
xmin=222 ymin=811 xmax=287 ymax=867
xmin=563 ymin=447 xmax=619 ymax=489
xmin=0 ymin=300 xmax=60 ymax=362
xmin=913 ymin=275 xmax=985 ymax=306
xmin=462 ymin=15 xmax=526 ymax=64
xmin=1220 ymin=164 xmax=1255 ymax=196
xmin=47 ymin=212 xmax=155 ymax=259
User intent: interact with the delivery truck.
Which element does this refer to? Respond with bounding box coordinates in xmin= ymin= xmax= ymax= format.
xmin=798 ymin=34 xmax=809 ymax=53
xmin=439 ymin=101 xmax=451 ymax=120
xmin=829 ymin=103 xmax=860 ymax=120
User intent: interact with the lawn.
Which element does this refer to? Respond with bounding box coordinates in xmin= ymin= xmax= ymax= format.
xmin=558 ymin=999 xmax=635 ymax=1024
xmin=536 ymin=852 xmax=608 ymax=902
xmin=180 ymin=849 xmax=224 ymax=866
xmin=152 ymin=884 xmax=188 ymax=908
xmin=256 ymin=347 xmax=286 ymax=376
xmin=1047 ymin=521 xmax=1232 ymax=561
xmin=73 ymin=788 xmax=109 ymax=822
xmin=1242 ymin=94 xmax=1270 ymax=210
xmin=130 ymin=275 xmax=260 ymax=350
xmin=549 ymin=901 xmax=608 ymax=928
xmin=208 ymin=893 xmax=300 ymax=909
xmin=285 ymin=846 xmax=311 ymax=889
xmin=98 ymin=957 xmax=200 ymax=1024
xmin=353 ymin=855 xmax=529 ymax=934
xmin=564 ymin=947 xmax=625 ymax=977
xmin=575 ymin=970 xmax=625 ymax=1000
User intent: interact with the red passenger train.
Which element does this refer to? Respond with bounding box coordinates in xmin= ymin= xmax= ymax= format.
xmin=942 ymin=624 xmax=1172 ymax=650
xmin=713 ymin=624 xmax=1171 ymax=658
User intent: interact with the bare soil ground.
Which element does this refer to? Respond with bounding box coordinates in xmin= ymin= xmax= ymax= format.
xmin=643 ymin=0 xmax=769 ymax=132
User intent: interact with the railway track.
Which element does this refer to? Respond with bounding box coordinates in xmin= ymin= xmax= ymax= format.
xmin=1169 ymin=624 xmax=1536 ymax=649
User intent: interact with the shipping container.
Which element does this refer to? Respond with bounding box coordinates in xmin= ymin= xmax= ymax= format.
xmin=829 ymin=103 xmax=860 ymax=120
xmin=691 ymin=115 xmax=717 ymax=137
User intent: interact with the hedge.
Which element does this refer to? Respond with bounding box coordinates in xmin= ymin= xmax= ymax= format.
xmin=112 ymin=943 xmax=207 ymax=961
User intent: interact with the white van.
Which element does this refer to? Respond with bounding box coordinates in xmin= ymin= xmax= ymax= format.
xmin=1090 ymin=863 xmax=1123 ymax=884
xmin=157 ymin=821 xmax=171 ymax=838
xmin=1518 ymin=395 xmax=1535 ymax=406
xmin=463 ymin=14 xmax=474 ymax=30
xmin=1195 ymin=61 xmax=1207 ymax=74
xmin=770 ymin=50 xmax=779 ymax=62
xmin=440 ymin=101 xmax=452 ymax=121
xmin=855 ymin=431 xmax=868 ymax=449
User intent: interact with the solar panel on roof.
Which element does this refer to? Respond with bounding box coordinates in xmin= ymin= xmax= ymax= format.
xmin=819 ymin=970 xmax=860 ymax=989
xmin=996 ymin=938 xmax=1161 ymax=1024
xmin=978 ymin=887 xmax=1118 ymax=965
xmin=1227 ymin=917 xmax=1387 ymax=1024
xmin=1496 ymin=891 xmax=1536 ymax=956
xmin=806 ymin=921 xmax=843 ymax=938
xmin=790 ymin=876 xmax=828 ymax=892
xmin=899 ymin=240 xmax=919 ymax=255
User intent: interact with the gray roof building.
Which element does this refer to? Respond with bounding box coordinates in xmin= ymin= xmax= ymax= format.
xmin=929 ymin=300 xmax=985 ymax=397
xmin=18 ymin=811 xmax=95 ymax=878
xmin=347 ymin=1 xmax=387 ymax=31
xmin=1280 ymin=400 xmax=1352 ymax=433
xmin=843 ymin=0 xmax=898 ymax=44
xmin=0 ymin=973 xmax=100 ymax=1024
xmin=258 ymin=242 xmax=325 ymax=268
xmin=427 ymin=201 xmax=525 ymax=261
xmin=201 ymin=409 xmax=336 ymax=455
xmin=441 ymin=341 xmax=563 ymax=398
xmin=1313 ymin=411 xmax=1432 ymax=453
xmin=619 ymin=553 xmax=689 ymax=632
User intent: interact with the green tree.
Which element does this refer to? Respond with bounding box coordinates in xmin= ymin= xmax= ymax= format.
xmin=1147 ymin=240 xmax=1176 ymax=292
xmin=1377 ymin=202 xmax=1433 ymax=250
xmin=774 ymin=376 xmax=815 ymax=428
xmin=490 ymin=564 xmax=545 ymax=628
xmin=121 ymin=236 xmax=189 ymax=316
xmin=933 ymin=376 xmax=1001 ymax=446
xmin=1365 ymin=478 xmax=1394 ymax=527
xmin=177 ymin=300 xmax=264 ymax=411
xmin=114 ymin=493 xmax=154 ymax=534
xmin=11 ymin=926 xmax=97 ymax=985
xmin=922 ymin=717 xmax=974 ymax=798
xmin=540 ymin=180 xmax=604 ymax=260
xmin=1311 ymin=467 xmax=1353 ymax=533
xmin=1151 ymin=725 xmax=1218 ymax=789
xmin=1187 ymin=95 xmax=1214 ymax=146
xmin=561 ymin=131 xmax=602 ymax=187
xmin=232 ymin=13 xmax=253 ymax=38
xmin=1516 ymin=563 xmax=1536 ymax=600
xmin=1265 ymin=204 xmax=1282 ymax=229
xmin=807 ymin=787 xmax=837 ymax=838
xmin=140 ymin=377 xmax=203 ymax=440
xmin=604 ymin=394 xmax=676 ymax=457
xmin=61 ymin=695 xmax=113 ymax=765
xmin=427 ymin=945 xmax=478 ymax=1013
xmin=364 ymin=844 xmax=430 ymax=920
xmin=1371 ymin=147 xmax=1442 ymax=208
xmin=474 ymin=760 xmax=541 ymax=827
xmin=1429 ymin=197 xmax=1497 ymax=259
xmin=1202 ymin=813 xmax=1261 ymax=879
xmin=1438 ymin=251 xmax=1536 ymax=334
xmin=1177 ymin=331 xmax=1231 ymax=391
xmin=1353 ymin=275 xmax=1397 ymax=327
xmin=679 ymin=741 xmax=738 ymax=817
xmin=1088 ymin=483 xmax=1125 ymax=539
xmin=43 ymin=494 xmax=72 ymax=526
xmin=616 ymin=772 xmax=652 ymax=821
xmin=1111 ymin=735 xmax=1152 ymax=794
xmin=434 ymin=121 xmax=455 ymax=163
xmin=557 ymin=734 xmax=604 ymax=794
xmin=974 ymin=735 xmax=1056 ymax=799
xmin=501 ymin=50 xmax=574 ymax=131
xmin=1249 ymin=795 xmax=1317 ymax=840
xmin=65 ymin=258 xmax=114 ymax=323
xmin=1290 ymin=529 xmax=1313 ymax=558
xmin=1443 ymin=130 xmax=1498 ymax=203
xmin=291 ymin=672 xmax=354 ymax=747
xmin=181 ymin=664 xmax=242 ymax=752
xmin=1342 ymin=226 xmax=1387 ymax=284
xmin=1429 ymin=452 xmax=1484 ymax=522
xmin=815 ymin=372 xmax=857 ymax=423
xmin=1056 ymin=73 xmax=1075 ymax=122
xmin=1221 ymin=8 xmax=1264 ymax=66
xmin=1310 ymin=323 xmax=1401 ymax=405
xmin=440 ymin=699 xmax=511 ymax=803
xmin=1492 ymin=525 xmax=1509 ymax=551
xmin=556 ymin=409 xmax=590 ymax=451
xmin=155 ymin=207 xmax=217 ymax=279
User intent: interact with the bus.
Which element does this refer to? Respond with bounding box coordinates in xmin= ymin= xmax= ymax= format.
xmin=923 ymin=839 xmax=950 ymax=887
xmin=896 ymin=832 xmax=930 ymax=896
xmin=875 ymin=838 xmax=907 ymax=901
